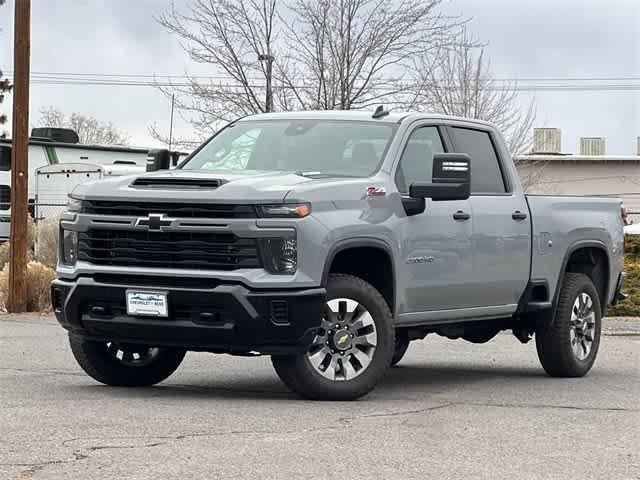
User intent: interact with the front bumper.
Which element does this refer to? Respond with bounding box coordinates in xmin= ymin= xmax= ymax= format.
xmin=52 ymin=276 xmax=326 ymax=354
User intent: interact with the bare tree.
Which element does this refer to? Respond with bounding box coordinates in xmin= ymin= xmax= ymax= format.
xmin=153 ymin=0 xmax=279 ymax=143
xmin=37 ymin=107 xmax=130 ymax=145
xmin=279 ymin=0 xmax=462 ymax=111
xmin=409 ymin=29 xmax=540 ymax=189
xmin=153 ymin=0 xmax=464 ymax=144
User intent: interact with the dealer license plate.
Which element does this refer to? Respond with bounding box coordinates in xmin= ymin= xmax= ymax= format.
xmin=126 ymin=290 xmax=168 ymax=317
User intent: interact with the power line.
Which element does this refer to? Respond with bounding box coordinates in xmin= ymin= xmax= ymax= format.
xmin=6 ymin=70 xmax=640 ymax=92
xmin=13 ymin=70 xmax=640 ymax=82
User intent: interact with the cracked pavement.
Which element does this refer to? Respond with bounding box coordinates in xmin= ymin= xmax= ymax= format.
xmin=1 ymin=315 xmax=638 ymax=480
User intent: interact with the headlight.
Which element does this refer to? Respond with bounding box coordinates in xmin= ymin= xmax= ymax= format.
xmin=258 ymin=203 xmax=310 ymax=218
xmin=259 ymin=237 xmax=297 ymax=274
xmin=61 ymin=229 xmax=78 ymax=265
xmin=66 ymin=196 xmax=83 ymax=213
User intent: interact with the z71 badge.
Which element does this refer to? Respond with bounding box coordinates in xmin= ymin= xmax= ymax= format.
xmin=366 ymin=186 xmax=386 ymax=197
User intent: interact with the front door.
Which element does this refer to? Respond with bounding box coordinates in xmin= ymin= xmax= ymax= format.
xmin=394 ymin=125 xmax=474 ymax=314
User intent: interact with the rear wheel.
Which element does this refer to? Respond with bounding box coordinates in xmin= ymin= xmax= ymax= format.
xmin=272 ymin=274 xmax=394 ymax=400
xmin=535 ymin=273 xmax=602 ymax=377
xmin=69 ymin=335 xmax=186 ymax=386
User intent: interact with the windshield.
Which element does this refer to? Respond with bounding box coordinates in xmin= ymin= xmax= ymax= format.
xmin=181 ymin=120 xmax=397 ymax=177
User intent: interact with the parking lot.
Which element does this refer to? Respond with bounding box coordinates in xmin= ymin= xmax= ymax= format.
xmin=1 ymin=314 xmax=638 ymax=480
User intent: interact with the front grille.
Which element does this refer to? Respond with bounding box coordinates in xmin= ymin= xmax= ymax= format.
xmin=78 ymin=229 xmax=262 ymax=270
xmin=83 ymin=200 xmax=257 ymax=219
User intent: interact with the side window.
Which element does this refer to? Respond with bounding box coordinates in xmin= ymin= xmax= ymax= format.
xmin=0 ymin=146 xmax=10 ymax=171
xmin=451 ymin=128 xmax=506 ymax=194
xmin=395 ymin=126 xmax=445 ymax=193
xmin=0 ymin=185 xmax=10 ymax=210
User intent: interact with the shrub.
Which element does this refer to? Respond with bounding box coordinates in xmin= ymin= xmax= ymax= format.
xmin=0 ymin=216 xmax=37 ymax=269
xmin=0 ymin=241 xmax=9 ymax=268
xmin=34 ymin=219 xmax=59 ymax=269
xmin=0 ymin=261 xmax=57 ymax=312
xmin=608 ymin=252 xmax=640 ymax=317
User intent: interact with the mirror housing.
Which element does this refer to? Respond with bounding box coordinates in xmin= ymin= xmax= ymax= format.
xmin=146 ymin=149 xmax=171 ymax=172
xmin=409 ymin=153 xmax=471 ymax=202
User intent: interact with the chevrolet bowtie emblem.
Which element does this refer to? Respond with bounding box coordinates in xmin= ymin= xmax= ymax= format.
xmin=337 ymin=334 xmax=349 ymax=345
xmin=136 ymin=213 xmax=175 ymax=231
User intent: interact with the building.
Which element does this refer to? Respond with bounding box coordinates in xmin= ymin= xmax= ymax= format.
xmin=516 ymin=130 xmax=640 ymax=218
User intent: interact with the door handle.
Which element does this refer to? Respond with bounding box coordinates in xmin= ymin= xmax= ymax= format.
xmin=512 ymin=211 xmax=527 ymax=221
xmin=453 ymin=210 xmax=471 ymax=221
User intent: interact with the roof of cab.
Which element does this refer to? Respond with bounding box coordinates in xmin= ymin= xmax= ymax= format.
xmin=237 ymin=110 xmax=497 ymax=129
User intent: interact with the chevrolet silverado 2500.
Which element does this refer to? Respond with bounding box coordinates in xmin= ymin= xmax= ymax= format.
xmin=52 ymin=111 xmax=625 ymax=400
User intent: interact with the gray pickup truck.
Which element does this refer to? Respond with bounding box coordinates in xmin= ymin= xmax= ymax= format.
xmin=52 ymin=110 xmax=625 ymax=400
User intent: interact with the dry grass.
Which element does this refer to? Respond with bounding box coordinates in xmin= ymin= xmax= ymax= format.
xmin=0 ymin=261 xmax=57 ymax=313
xmin=0 ymin=242 xmax=9 ymax=268
xmin=34 ymin=219 xmax=59 ymax=269
xmin=0 ymin=217 xmax=37 ymax=269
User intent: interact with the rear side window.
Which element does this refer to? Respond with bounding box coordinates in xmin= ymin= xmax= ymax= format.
xmin=395 ymin=126 xmax=445 ymax=193
xmin=451 ymin=128 xmax=506 ymax=194
xmin=0 ymin=146 xmax=10 ymax=171
xmin=0 ymin=185 xmax=10 ymax=210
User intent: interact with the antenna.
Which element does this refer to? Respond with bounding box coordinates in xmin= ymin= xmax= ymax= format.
xmin=372 ymin=105 xmax=389 ymax=119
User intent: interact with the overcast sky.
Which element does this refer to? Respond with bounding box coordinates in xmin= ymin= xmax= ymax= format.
xmin=0 ymin=0 xmax=638 ymax=154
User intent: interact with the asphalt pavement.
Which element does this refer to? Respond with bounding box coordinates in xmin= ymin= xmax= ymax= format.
xmin=1 ymin=314 xmax=638 ymax=480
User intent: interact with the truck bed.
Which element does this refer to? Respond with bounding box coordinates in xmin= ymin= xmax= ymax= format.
xmin=525 ymin=194 xmax=624 ymax=306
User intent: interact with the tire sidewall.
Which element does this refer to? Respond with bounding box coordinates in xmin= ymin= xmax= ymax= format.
xmin=275 ymin=274 xmax=394 ymax=400
xmin=566 ymin=280 xmax=602 ymax=372
xmin=537 ymin=273 xmax=602 ymax=377
xmin=69 ymin=335 xmax=186 ymax=387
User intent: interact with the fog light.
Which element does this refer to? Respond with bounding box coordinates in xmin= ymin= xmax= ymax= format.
xmin=259 ymin=237 xmax=297 ymax=274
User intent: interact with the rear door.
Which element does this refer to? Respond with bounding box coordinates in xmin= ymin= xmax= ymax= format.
xmin=448 ymin=126 xmax=531 ymax=308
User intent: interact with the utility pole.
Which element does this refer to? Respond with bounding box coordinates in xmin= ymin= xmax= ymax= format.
xmin=168 ymin=93 xmax=175 ymax=152
xmin=258 ymin=51 xmax=274 ymax=112
xmin=7 ymin=0 xmax=31 ymax=313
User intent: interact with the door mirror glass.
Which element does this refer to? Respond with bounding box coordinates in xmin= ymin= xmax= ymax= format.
xmin=146 ymin=149 xmax=171 ymax=172
xmin=409 ymin=153 xmax=471 ymax=201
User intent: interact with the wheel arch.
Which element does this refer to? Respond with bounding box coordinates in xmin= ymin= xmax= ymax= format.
xmin=322 ymin=238 xmax=396 ymax=314
xmin=554 ymin=241 xmax=611 ymax=316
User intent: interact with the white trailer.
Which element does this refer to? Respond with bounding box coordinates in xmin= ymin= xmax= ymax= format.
xmin=33 ymin=162 xmax=144 ymax=221
xmin=0 ymin=132 xmax=181 ymax=241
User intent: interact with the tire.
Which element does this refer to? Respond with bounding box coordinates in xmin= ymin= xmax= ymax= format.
xmin=272 ymin=274 xmax=395 ymax=401
xmin=391 ymin=330 xmax=410 ymax=367
xmin=535 ymin=273 xmax=602 ymax=377
xmin=69 ymin=335 xmax=186 ymax=387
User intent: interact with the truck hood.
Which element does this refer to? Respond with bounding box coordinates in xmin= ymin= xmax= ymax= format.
xmin=72 ymin=169 xmax=359 ymax=203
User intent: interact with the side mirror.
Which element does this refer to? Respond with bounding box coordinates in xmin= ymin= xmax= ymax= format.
xmin=409 ymin=153 xmax=471 ymax=201
xmin=146 ymin=149 xmax=171 ymax=172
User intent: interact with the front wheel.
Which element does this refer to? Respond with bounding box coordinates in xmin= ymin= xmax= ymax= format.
xmin=272 ymin=274 xmax=395 ymax=400
xmin=535 ymin=273 xmax=602 ymax=377
xmin=69 ymin=335 xmax=186 ymax=387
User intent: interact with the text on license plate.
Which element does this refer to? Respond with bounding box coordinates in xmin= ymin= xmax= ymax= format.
xmin=126 ymin=290 xmax=168 ymax=317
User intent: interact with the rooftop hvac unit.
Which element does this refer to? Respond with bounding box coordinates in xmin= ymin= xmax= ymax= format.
xmin=580 ymin=137 xmax=606 ymax=156
xmin=533 ymin=128 xmax=561 ymax=154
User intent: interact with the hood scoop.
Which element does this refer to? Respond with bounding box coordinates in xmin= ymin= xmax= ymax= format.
xmin=131 ymin=177 xmax=226 ymax=189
